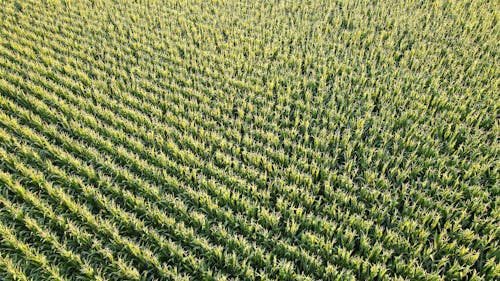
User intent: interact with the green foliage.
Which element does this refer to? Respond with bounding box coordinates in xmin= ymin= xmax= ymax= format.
xmin=0 ymin=0 xmax=498 ymax=280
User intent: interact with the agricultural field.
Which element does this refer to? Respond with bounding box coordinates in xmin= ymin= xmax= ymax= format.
xmin=0 ymin=0 xmax=498 ymax=280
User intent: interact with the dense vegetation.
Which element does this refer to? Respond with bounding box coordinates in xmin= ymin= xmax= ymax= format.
xmin=0 ymin=0 xmax=498 ymax=280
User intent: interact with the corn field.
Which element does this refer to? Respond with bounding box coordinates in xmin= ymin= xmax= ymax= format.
xmin=0 ymin=0 xmax=498 ymax=280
